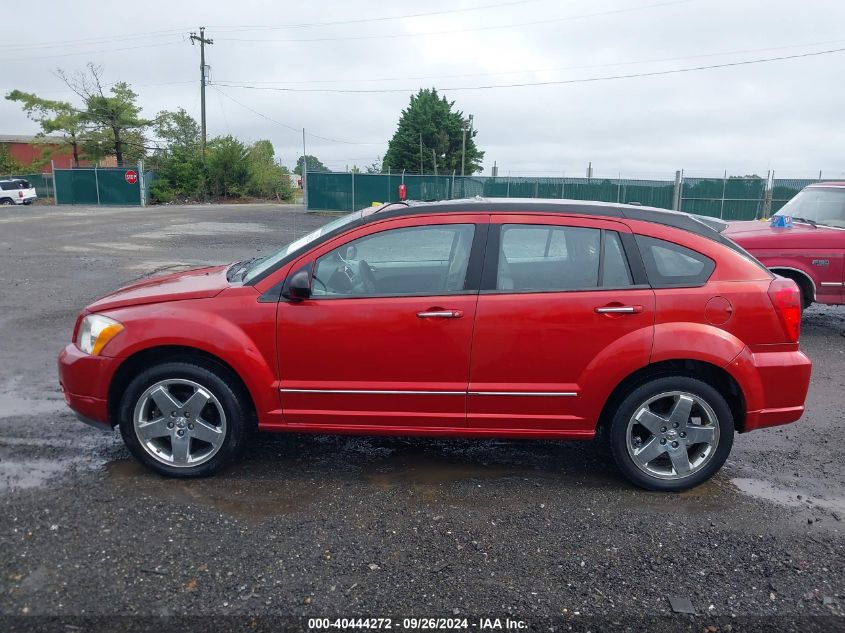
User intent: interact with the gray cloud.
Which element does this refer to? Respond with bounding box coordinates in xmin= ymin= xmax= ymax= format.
xmin=2 ymin=0 xmax=844 ymax=179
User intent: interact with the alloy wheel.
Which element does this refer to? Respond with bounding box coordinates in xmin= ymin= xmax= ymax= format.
xmin=133 ymin=378 xmax=227 ymax=468
xmin=625 ymin=390 xmax=720 ymax=481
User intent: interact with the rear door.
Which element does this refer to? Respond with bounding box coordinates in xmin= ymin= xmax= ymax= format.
xmin=467 ymin=214 xmax=655 ymax=432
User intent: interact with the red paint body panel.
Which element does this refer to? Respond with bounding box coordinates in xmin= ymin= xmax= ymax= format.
xmin=57 ymin=204 xmax=813 ymax=444
xmin=724 ymin=206 xmax=845 ymax=306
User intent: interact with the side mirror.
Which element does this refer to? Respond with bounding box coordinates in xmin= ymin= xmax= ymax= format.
xmin=283 ymin=269 xmax=312 ymax=301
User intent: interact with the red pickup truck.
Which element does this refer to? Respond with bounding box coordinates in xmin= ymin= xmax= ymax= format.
xmin=724 ymin=182 xmax=845 ymax=309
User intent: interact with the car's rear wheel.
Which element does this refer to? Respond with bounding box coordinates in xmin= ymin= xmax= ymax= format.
xmin=118 ymin=361 xmax=248 ymax=477
xmin=608 ymin=376 xmax=734 ymax=491
xmin=0 ymin=198 xmax=13 ymax=205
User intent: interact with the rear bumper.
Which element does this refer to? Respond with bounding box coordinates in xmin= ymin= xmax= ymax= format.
xmin=728 ymin=346 xmax=812 ymax=432
xmin=58 ymin=343 xmax=120 ymax=428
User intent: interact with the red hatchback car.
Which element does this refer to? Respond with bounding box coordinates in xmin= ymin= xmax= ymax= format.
xmin=725 ymin=182 xmax=845 ymax=309
xmin=58 ymin=200 xmax=812 ymax=491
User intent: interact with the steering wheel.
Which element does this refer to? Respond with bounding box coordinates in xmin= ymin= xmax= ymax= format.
xmin=358 ymin=260 xmax=378 ymax=294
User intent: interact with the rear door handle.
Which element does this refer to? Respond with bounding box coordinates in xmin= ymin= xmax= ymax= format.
xmin=417 ymin=310 xmax=463 ymax=319
xmin=595 ymin=305 xmax=643 ymax=314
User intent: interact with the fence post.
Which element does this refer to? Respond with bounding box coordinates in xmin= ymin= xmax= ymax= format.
xmin=506 ymin=175 xmax=510 ymax=198
xmin=350 ymin=170 xmax=355 ymax=212
xmin=719 ymin=170 xmax=727 ymax=219
xmin=672 ymin=170 xmax=681 ymax=210
xmin=616 ymin=173 xmax=622 ymax=202
xmin=51 ymin=160 xmax=58 ymax=205
xmin=138 ymin=160 xmax=146 ymax=207
xmin=94 ymin=166 xmax=101 ymax=206
xmin=451 ymin=170 xmax=456 ymax=199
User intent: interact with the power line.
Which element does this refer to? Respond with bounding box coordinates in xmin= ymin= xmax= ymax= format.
xmin=4 ymin=39 xmax=184 ymax=64
xmin=211 ymin=87 xmax=383 ymax=146
xmin=215 ymin=0 xmax=694 ymax=44
xmin=215 ymin=37 xmax=845 ymax=87
xmin=213 ymin=46 xmax=845 ymax=94
xmin=0 ymin=29 xmax=186 ymax=51
xmin=210 ymin=0 xmax=542 ymax=33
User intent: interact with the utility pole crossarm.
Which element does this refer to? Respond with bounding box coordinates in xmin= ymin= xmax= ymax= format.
xmin=189 ymin=27 xmax=213 ymax=158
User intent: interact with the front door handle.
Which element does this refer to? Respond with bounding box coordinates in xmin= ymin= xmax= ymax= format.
xmin=417 ymin=309 xmax=463 ymax=319
xmin=595 ymin=305 xmax=643 ymax=314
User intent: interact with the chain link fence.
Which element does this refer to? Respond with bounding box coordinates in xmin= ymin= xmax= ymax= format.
xmin=306 ymin=171 xmax=829 ymax=220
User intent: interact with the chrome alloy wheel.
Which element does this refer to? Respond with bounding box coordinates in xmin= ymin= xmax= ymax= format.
xmin=133 ymin=379 xmax=227 ymax=468
xmin=625 ymin=390 xmax=720 ymax=481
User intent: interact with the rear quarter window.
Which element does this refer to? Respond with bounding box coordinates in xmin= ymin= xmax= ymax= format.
xmin=0 ymin=182 xmax=16 ymax=191
xmin=635 ymin=235 xmax=715 ymax=287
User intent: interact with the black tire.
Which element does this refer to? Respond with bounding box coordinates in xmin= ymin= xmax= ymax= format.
xmin=118 ymin=361 xmax=249 ymax=478
xmin=0 ymin=198 xmax=14 ymax=205
xmin=608 ymin=376 xmax=734 ymax=492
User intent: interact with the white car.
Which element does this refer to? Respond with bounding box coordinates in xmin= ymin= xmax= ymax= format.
xmin=0 ymin=178 xmax=37 ymax=205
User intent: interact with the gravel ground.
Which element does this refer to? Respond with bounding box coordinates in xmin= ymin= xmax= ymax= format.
xmin=0 ymin=203 xmax=843 ymax=632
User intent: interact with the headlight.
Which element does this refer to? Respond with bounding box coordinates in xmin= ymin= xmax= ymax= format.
xmin=76 ymin=315 xmax=124 ymax=356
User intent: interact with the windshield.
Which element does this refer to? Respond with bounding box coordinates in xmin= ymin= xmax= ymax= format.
xmin=775 ymin=187 xmax=845 ymax=228
xmin=242 ymin=210 xmax=363 ymax=282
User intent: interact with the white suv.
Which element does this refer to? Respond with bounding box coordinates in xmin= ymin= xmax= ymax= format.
xmin=0 ymin=178 xmax=37 ymax=205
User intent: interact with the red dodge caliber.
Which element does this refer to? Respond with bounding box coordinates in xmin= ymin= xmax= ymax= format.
xmin=58 ymin=200 xmax=812 ymax=491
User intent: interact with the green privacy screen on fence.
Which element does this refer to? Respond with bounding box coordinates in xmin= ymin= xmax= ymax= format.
xmin=307 ymin=173 xmax=678 ymax=214
xmin=306 ymin=172 xmax=814 ymax=220
xmin=54 ymin=168 xmax=150 ymax=205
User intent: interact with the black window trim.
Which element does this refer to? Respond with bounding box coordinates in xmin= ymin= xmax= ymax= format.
xmin=480 ymin=222 xmax=650 ymax=295
xmin=274 ymin=222 xmax=489 ymax=302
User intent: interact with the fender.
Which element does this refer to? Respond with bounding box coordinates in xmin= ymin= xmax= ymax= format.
xmin=652 ymin=322 xmax=745 ymax=368
xmin=757 ymin=258 xmax=817 ymax=298
xmin=576 ymin=325 xmax=655 ymax=421
xmin=97 ymin=296 xmax=280 ymax=424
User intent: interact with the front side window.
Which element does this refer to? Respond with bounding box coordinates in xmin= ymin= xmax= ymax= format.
xmin=312 ymin=224 xmax=475 ymax=297
xmin=497 ymin=224 xmax=634 ymax=291
xmin=635 ymin=235 xmax=715 ymax=287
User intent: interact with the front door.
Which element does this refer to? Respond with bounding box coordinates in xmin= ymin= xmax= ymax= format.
xmin=277 ymin=215 xmax=486 ymax=429
xmin=467 ymin=215 xmax=655 ymax=432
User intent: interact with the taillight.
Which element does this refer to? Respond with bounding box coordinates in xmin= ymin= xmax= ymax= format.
xmin=18 ymin=191 xmax=23 ymax=198
xmin=767 ymin=277 xmax=801 ymax=343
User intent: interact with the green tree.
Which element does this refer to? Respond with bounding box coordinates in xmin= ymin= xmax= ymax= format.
xmin=294 ymin=154 xmax=328 ymax=175
xmin=384 ymin=88 xmax=483 ymax=174
xmin=5 ymin=90 xmax=86 ymax=167
xmin=147 ymin=109 xmax=205 ymax=202
xmin=0 ymin=144 xmax=22 ymax=173
xmin=205 ymin=135 xmax=249 ymax=198
xmin=245 ymin=140 xmax=294 ymax=201
xmin=58 ymin=63 xmax=150 ymax=164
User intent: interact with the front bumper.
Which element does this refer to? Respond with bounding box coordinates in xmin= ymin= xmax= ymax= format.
xmin=728 ymin=346 xmax=812 ymax=432
xmin=58 ymin=343 xmax=121 ymax=428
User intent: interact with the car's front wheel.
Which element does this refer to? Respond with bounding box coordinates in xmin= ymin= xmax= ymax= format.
xmin=608 ymin=376 xmax=734 ymax=491
xmin=118 ymin=361 xmax=249 ymax=477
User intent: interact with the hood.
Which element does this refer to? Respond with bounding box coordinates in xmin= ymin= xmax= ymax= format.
xmin=87 ymin=265 xmax=231 ymax=312
xmin=724 ymin=220 xmax=843 ymax=249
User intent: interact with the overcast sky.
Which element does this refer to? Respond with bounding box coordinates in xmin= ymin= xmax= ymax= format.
xmin=2 ymin=0 xmax=845 ymax=179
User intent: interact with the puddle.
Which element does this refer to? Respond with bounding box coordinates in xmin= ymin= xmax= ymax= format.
xmin=0 ymin=457 xmax=88 ymax=491
xmin=134 ymin=222 xmax=267 ymax=240
xmin=105 ymin=459 xmax=308 ymax=520
xmin=363 ymin=452 xmax=541 ymax=488
xmin=0 ymin=392 xmax=66 ymax=419
xmin=732 ymin=477 xmax=845 ymax=515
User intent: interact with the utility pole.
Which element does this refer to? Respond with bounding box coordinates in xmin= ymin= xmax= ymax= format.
xmin=189 ymin=27 xmax=213 ymax=158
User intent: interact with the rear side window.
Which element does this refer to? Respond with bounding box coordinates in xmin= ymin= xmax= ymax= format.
xmin=495 ymin=225 xmax=635 ymax=291
xmin=635 ymin=235 xmax=715 ymax=287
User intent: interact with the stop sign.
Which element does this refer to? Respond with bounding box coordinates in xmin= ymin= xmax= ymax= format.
xmin=125 ymin=170 xmax=138 ymax=184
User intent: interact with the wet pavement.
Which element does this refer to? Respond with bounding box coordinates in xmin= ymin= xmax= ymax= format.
xmin=0 ymin=203 xmax=844 ymax=629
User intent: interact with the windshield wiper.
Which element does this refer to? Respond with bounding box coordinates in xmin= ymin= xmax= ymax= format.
xmin=790 ymin=216 xmax=818 ymax=227
xmin=227 ymin=257 xmax=260 ymax=282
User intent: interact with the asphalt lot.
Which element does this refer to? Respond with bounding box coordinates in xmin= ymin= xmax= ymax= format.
xmin=0 ymin=203 xmax=844 ymax=630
